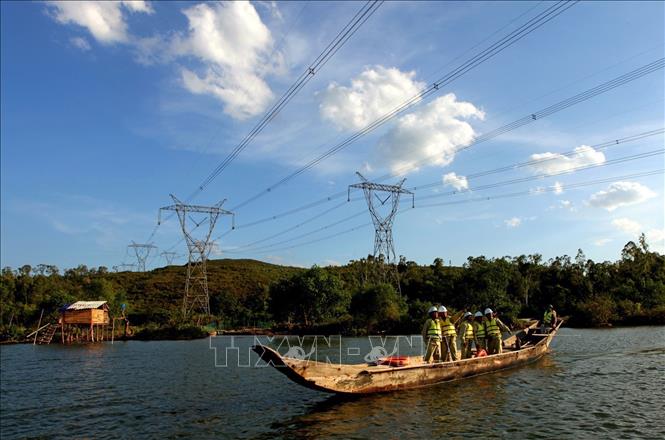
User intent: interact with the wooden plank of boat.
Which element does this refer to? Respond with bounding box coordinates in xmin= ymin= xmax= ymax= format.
xmin=252 ymin=320 xmax=562 ymax=394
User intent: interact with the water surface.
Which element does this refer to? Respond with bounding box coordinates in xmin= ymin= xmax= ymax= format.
xmin=2 ymin=327 xmax=664 ymax=439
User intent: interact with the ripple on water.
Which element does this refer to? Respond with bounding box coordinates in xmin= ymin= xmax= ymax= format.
xmin=2 ymin=327 xmax=665 ymax=439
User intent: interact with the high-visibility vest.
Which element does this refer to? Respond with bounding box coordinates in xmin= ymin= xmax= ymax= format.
xmin=425 ymin=318 xmax=441 ymax=339
xmin=473 ymin=321 xmax=486 ymax=339
xmin=485 ymin=318 xmax=501 ymax=337
xmin=439 ymin=317 xmax=457 ymax=337
xmin=543 ymin=310 xmax=554 ymax=325
xmin=459 ymin=321 xmax=474 ymax=340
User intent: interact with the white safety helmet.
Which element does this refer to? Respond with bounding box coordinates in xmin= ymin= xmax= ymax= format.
xmin=438 ymin=305 xmax=448 ymax=313
xmin=474 ymin=311 xmax=483 ymax=318
xmin=464 ymin=312 xmax=473 ymax=318
xmin=428 ymin=306 xmax=438 ymax=314
xmin=484 ymin=308 xmax=493 ymax=315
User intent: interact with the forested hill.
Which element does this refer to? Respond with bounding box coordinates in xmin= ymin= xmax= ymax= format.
xmin=2 ymin=237 xmax=664 ymax=339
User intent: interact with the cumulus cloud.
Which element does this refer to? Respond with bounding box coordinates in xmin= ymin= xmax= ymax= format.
xmin=376 ymin=93 xmax=484 ymax=173
xmin=505 ymin=217 xmax=522 ymax=228
xmin=442 ymin=172 xmax=468 ymax=191
xmin=70 ymin=36 xmax=91 ymax=51
xmin=612 ymin=218 xmax=665 ymax=245
xmin=588 ymin=181 xmax=656 ymax=211
xmin=529 ymin=145 xmax=605 ymax=175
xmin=612 ymin=218 xmax=641 ymax=235
xmin=49 ymin=1 xmax=280 ymax=120
xmin=172 ymin=2 xmax=279 ymax=119
xmin=47 ymin=1 xmax=153 ymax=44
xmin=320 ymin=66 xmax=426 ymax=131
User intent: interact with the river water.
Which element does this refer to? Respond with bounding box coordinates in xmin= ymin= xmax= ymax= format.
xmin=1 ymin=327 xmax=664 ymax=439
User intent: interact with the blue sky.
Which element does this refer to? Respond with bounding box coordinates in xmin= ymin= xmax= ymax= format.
xmin=1 ymin=1 xmax=664 ymax=271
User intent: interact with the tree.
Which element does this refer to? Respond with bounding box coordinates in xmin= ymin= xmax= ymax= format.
xmin=351 ymin=283 xmax=407 ymax=332
xmin=269 ymin=266 xmax=350 ymax=326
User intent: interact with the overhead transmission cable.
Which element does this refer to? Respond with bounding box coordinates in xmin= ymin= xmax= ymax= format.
xmin=189 ymin=0 xmax=384 ymax=201
xmin=141 ymin=0 xmax=383 ymax=246
xmin=229 ymin=0 xmax=579 ymax=211
xmin=227 ymin=144 xmax=663 ymax=253
xmin=222 ymin=55 xmax=665 ymax=231
xmin=234 ymin=169 xmax=664 ymax=255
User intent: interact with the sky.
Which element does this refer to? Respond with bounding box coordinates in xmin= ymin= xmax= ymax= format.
xmin=1 ymin=0 xmax=664 ymax=271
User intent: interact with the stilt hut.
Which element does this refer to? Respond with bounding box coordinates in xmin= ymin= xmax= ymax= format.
xmin=60 ymin=301 xmax=110 ymax=343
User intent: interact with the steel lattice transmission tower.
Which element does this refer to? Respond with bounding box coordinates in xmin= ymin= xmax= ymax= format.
xmin=159 ymin=194 xmax=234 ymax=319
xmin=127 ymin=242 xmax=157 ymax=272
xmin=160 ymin=251 xmax=179 ymax=266
xmin=349 ymin=172 xmax=414 ymax=263
xmin=349 ymin=172 xmax=414 ymax=289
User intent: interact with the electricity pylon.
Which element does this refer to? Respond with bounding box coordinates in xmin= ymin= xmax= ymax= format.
xmin=127 ymin=242 xmax=157 ymax=272
xmin=349 ymin=172 xmax=414 ymax=290
xmin=160 ymin=251 xmax=179 ymax=266
xmin=159 ymin=194 xmax=234 ymax=320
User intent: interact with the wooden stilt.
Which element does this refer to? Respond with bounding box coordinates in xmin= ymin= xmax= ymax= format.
xmin=33 ymin=309 xmax=44 ymax=345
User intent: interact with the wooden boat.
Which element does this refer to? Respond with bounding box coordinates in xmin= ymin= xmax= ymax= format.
xmin=252 ymin=320 xmax=562 ymax=394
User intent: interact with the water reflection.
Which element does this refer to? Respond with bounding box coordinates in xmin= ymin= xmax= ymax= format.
xmin=1 ymin=327 xmax=664 ymax=439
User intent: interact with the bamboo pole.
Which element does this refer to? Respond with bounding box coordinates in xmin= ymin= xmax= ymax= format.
xmin=111 ymin=318 xmax=115 ymax=344
xmin=33 ymin=309 xmax=44 ymax=345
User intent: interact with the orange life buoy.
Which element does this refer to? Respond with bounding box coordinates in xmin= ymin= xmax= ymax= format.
xmin=475 ymin=349 xmax=487 ymax=358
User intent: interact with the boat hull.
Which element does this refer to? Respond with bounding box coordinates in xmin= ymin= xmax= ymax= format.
xmin=253 ymin=321 xmax=561 ymax=394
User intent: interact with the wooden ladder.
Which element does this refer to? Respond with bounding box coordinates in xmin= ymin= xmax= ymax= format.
xmin=37 ymin=323 xmax=58 ymax=345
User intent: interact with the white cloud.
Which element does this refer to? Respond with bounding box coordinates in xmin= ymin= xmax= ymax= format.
xmin=47 ymin=1 xmax=153 ymax=44
xmin=172 ymin=2 xmax=279 ymax=119
xmin=647 ymin=228 xmax=665 ymax=243
xmin=594 ymin=238 xmax=613 ymax=246
xmin=529 ymin=145 xmax=605 ymax=175
xmin=122 ymin=1 xmax=154 ymax=14
xmin=559 ymin=200 xmax=575 ymax=211
xmin=588 ymin=181 xmax=657 ymax=211
xmin=70 ymin=36 xmax=91 ymax=51
xmin=505 ymin=217 xmax=522 ymax=228
xmin=442 ymin=172 xmax=468 ymax=191
xmin=611 ymin=218 xmax=665 ymax=248
xmin=553 ymin=181 xmax=563 ymax=195
xmin=612 ymin=218 xmax=642 ymax=236
xmin=376 ymin=93 xmax=485 ymax=174
xmin=320 ymin=66 xmax=426 ymax=131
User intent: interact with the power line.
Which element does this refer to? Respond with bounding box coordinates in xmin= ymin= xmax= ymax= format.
xmin=141 ymin=1 xmax=383 ymax=246
xmin=148 ymin=1 xmax=579 ymax=252
xmin=227 ymin=146 xmax=663 ymax=254
xmin=235 ymin=169 xmax=663 ymax=255
xmin=189 ymin=0 xmax=384 ymax=200
xmin=229 ymin=0 xmax=578 ymax=211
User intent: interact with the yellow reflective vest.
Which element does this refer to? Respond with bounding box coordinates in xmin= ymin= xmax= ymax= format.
xmin=439 ymin=317 xmax=457 ymax=337
xmin=423 ymin=318 xmax=441 ymax=339
xmin=458 ymin=320 xmax=475 ymax=341
xmin=485 ymin=318 xmax=501 ymax=337
xmin=485 ymin=317 xmax=509 ymax=337
xmin=543 ymin=310 xmax=554 ymax=325
xmin=473 ymin=321 xmax=486 ymax=339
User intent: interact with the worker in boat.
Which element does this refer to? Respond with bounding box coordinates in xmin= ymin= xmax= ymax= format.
xmin=484 ymin=308 xmax=511 ymax=355
xmin=438 ymin=305 xmax=458 ymax=362
xmin=422 ymin=306 xmax=441 ymax=363
xmin=473 ymin=311 xmax=487 ymax=353
xmin=457 ymin=311 xmax=475 ymax=359
xmin=541 ymin=304 xmax=557 ymax=334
